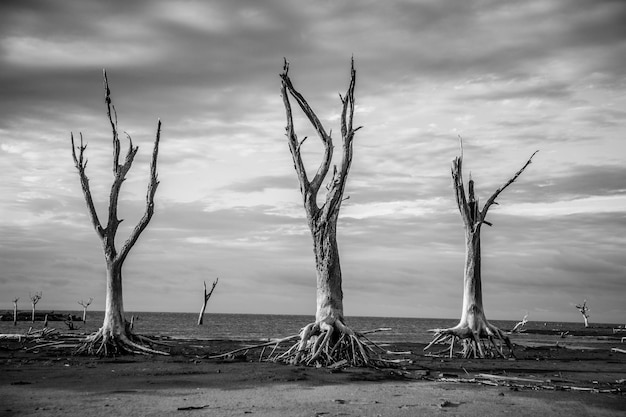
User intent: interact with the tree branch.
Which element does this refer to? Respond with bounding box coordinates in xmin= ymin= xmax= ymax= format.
xmin=481 ymin=150 xmax=539 ymax=219
xmin=451 ymin=155 xmax=471 ymax=227
xmin=71 ymin=133 xmax=104 ymax=238
xmin=326 ymin=57 xmax=360 ymax=215
xmin=103 ymin=70 xmax=121 ymax=173
xmin=281 ymin=59 xmax=333 ymax=207
xmin=281 ymin=61 xmax=312 ymax=206
xmin=204 ymin=278 xmax=219 ymax=302
xmin=118 ymin=119 xmax=161 ymax=264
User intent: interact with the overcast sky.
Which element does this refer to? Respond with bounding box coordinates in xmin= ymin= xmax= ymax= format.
xmin=1 ymin=0 xmax=625 ymax=324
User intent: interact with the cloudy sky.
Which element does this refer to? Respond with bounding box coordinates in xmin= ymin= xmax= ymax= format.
xmin=1 ymin=0 xmax=625 ymax=324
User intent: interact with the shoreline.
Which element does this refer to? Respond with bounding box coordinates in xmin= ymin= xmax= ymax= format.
xmin=1 ymin=334 xmax=625 ymax=416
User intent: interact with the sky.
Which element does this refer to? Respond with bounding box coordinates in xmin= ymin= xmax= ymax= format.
xmin=1 ymin=0 xmax=625 ymax=324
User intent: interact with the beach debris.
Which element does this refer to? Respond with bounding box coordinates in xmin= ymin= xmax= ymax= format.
xmin=177 ymin=405 xmax=210 ymax=411
xmin=424 ymin=140 xmax=537 ymax=359
xmin=439 ymin=400 xmax=459 ymax=408
xmin=197 ymin=278 xmax=219 ymax=326
xmin=431 ymin=372 xmax=625 ymax=394
xmin=610 ymin=348 xmax=626 ymax=354
xmin=510 ymin=314 xmax=529 ymax=333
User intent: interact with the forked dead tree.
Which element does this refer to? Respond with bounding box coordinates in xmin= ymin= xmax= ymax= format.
xmin=576 ymin=300 xmax=590 ymax=328
xmin=78 ymin=297 xmax=94 ymax=323
xmin=425 ymin=141 xmax=538 ymax=358
xmin=29 ymin=292 xmax=42 ymax=322
xmin=71 ymin=70 xmax=165 ymax=356
xmin=261 ymin=58 xmax=393 ymax=367
xmin=197 ymin=278 xmax=219 ymax=325
xmin=12 ymin=297 xmax=19 ymax=326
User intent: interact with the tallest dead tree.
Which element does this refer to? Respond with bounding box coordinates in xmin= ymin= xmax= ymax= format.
xmin=426 ymin=141 xmax=538 ymax=358
xmin=274 ymin=59 xmax=386 ymax=366
xmin=71 ymin=71 xmax=164 ymax=355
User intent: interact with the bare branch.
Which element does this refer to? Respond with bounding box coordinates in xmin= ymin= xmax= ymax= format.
xmin=118 ymin=119 xmax=161 ymax=264
xmin=281 ymin=60 xmax=311 ymax=205
xmin=29 ymin=292 xmax=42 ymax=305
xmin=78 ymin=297 xmax=94 ymax=308
xmin=481 ymin=150 xmax=539 ymax=219
xmin=71 ymin=133 xmax=104 ymax=238
xmin=324 ymin=58 xmax=359 ymax=216
xmin=204 ymin=278 xmax=219 ymax=302
xmin=451 ymin=155 xmax=471 ymax=226
xmin=104 ymin=69 xmax=121 ymax=173
xmin=280 ymin=59 xmax=333 ymax=204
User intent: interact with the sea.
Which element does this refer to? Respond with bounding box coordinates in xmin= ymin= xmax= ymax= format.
xmin=2 ymin=311 xmax=621 ymax=345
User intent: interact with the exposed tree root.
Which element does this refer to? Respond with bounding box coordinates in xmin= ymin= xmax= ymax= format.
xmin=424 ymin=321 xmax=515 ymax=359
xmin=74 ymin=327 xmax=169 ymax=356
xmin=211 ymin=321 xmax=408 ymax=368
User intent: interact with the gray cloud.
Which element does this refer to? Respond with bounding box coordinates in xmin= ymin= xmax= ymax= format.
xmin=1 ymin=0 xmax=624 ymax=322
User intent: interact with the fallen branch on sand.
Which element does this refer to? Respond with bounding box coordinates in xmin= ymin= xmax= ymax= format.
xmin=433 ymin=373 xmax=623 ymax=394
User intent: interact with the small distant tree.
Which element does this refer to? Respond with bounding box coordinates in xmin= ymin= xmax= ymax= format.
xmin=29 ymin=292 xmax=42 ymax=322
xmin=12 ymin=297 xmax=19 ymax=326
xmin=576 ymin=300 xmax=590 ymax=328
xmin=197 ymin=278 xmax=219 ymax=325
xmin=71 ymin=70 xmax=164 ymax=356
xmin=425 ymin=140 xmax=537 ymax=358
xmin=78 ymin=297 xmax=94 ymax=323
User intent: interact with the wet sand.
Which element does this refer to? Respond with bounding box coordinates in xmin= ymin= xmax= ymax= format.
xmin=1 ymin=333 xmax=625 ymax=416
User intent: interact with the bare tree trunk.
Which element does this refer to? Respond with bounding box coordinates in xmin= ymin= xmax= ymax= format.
xmin=576 ymin=300 xmax=590 ymax=328
xmin=266 ymin=58 xmax=389 ymax=368
xmin=198 ymin=278 xmax=219 ymax=325
xmin=29 ymin=292 xmax=41 ymax=323
xmin=425 ymin=140 xmax=538 ymax=358
xmin=12 ymin=298 xmax=18 ymax=326
xmin=78 ymin=297 xmax=93 ymax=323
xmin=312 ymin=219 xmax=344 ymax=324
xmin=71 ymin=70 xmax=164 ymax=356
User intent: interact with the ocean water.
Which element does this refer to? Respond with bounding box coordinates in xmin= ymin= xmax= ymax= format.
xmin=1 ymin=311 xmax=614 ymax=345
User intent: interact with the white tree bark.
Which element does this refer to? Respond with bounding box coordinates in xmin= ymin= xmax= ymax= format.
xmin=12 ymin=298 xmax=18 ymax=326
xmin=281 ymin=59 xmax=359 ymax=331
xmin=425 ymin=141 xmax=538 ymax=358
xmin=29 ymin=292 xmax=42 ymax=323
xmin=71 ymin=71 xmax=163 ymax=355
xmin=275 ymin=59 xmax=380 ymax=366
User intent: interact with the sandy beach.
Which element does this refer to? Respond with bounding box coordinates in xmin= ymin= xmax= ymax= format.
xmin=1 ymin=334 xmax=625 ymax=417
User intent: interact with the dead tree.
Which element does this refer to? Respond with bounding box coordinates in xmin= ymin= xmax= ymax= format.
xmin=71 ymin=70 xmax=164 ymax=356
xmin=576 ymin=300 xmax=590 ymax=328
xmin=197 ymin=278 xmax=219 ymax=325
xmin=78 ymin=297 xmax=94 ymax=323
xmin=12 ymin=297 xmax=19 ymax=326
xmin=425 ymin=141 xmax=538 ymax=358
xmin=29 ymin=292 xmax=42 ymax=322
xmin=265 ymin=58 xmax=396 ymax=368
xmin=510 ymin=313 xmax=529 ymax=333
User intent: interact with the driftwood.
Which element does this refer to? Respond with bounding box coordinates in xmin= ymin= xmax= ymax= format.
xmin=432 ymin=373 xmax=623 ymax=394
